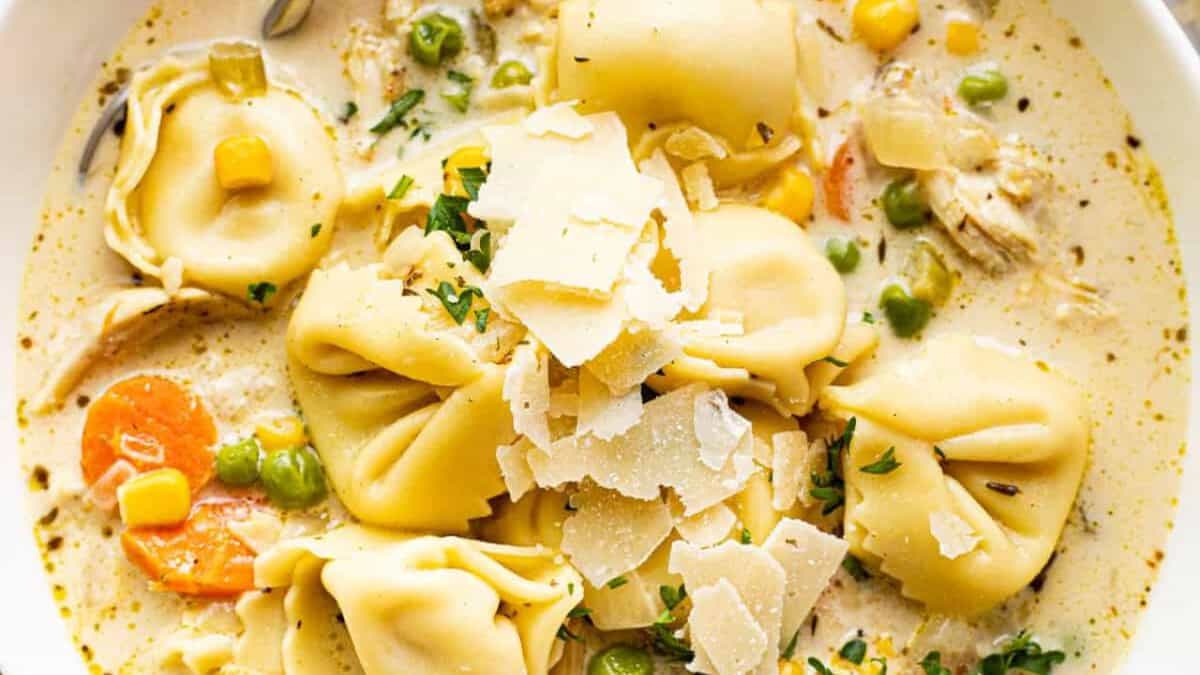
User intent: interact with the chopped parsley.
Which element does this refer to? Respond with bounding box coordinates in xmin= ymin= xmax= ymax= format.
xmin=247 ymin=281 xmax=277 ymax=304
xmin=807 ymin=657 xmax=836 ymax=675
xmin=388 ymin=174 xmax=415 ymax=200
xmin=426 ymin=281 xmax=482 ymax=324
xmin=842 ymin=554 xmax=871 ymax=581
xmin=872 ymin=657 xmax=889 ymax=675
xmin=338 ymin=101 xmax=358 ymax=124
xmin=606 ymin=575 xmax=629 ymax=590
xmin=567 ymin=606 xmax=593 ymax=619
xmin=862 ymin=311 xmax=876 ymax=324
xmin=425 ymin=194 xmax=473 ymax=246
xmin=659 ymin=584 xmax=687 ymax=610
xmin=465 ymin=230 xmax=492 ymax=274
xmin=473 ymin=307 xmax=490 ymax=333
xmin=647 ymin=611 xmax=693 ymax=662
xmin=370 ymin=89 xmax=425 ymax=135
xmin=839 ymin=638 xmax=867 ymax=665
xmin=859 ymin=447 xmax=902 ymax=475
xmin=977 ymin=630 xmax=1066 ymax=675
xmin=921 ymin=652 xmax=952 ymax=675
xmin=739 ymin=528 xmax=753 ymax=544
xmin=781 ymin=629 xmax=801 ymax=660
xmin=821 ymin=355 xmax=849 ymax=367
xmin=441 ymin=70 xmax=474 ymax=113
xmin=934 ymin=446 xmax=947 ymax=462
xmin=310 ymin=223 xmax=322 ymax=238
xmin=458 ymin=166 xmax=487 ymax=201
xmin=810 ymin=417 xmax=855 ymax=515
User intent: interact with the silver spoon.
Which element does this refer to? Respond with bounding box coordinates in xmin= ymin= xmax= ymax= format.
xmin=77 ymin=0 xmax=316 ymax=184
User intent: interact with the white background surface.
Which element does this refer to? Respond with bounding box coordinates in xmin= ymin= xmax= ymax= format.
xmin=0 ymin=1 xmax=1196 ymax=673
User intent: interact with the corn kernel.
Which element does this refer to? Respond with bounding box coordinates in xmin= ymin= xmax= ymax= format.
xmin=214 ymin=134 xmax=274 ymax=191
xmin=117 ymin=468 xmax=191 ymax=528
xmin=763 ymin=167 xmax=816 ymax=224
xmin=946 ymin=20 xmax=981 ymax=56
xmin=779 ymin=661 xmax=803 ymax=675
xmin=853 ymin=0 xmax=921 ymax=53
xmin=255 ymin=415 xmax=308 ymax=451
xmin=443 ymin=145 xmax=489 ymax=198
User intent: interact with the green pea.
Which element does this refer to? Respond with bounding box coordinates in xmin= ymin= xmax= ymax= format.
xmin=906 ymin=239 xmax=954 ymax=306
xmin=825 ymin=237 xmax=861 ymax=274
xmin=261 ymin=446 xmax=327 ymax=509
xmin=881 ymin=176 xmax=927 ymax=229
xmin=958 ymin=69 xmax=1009 ymax=105
xmin=410 ymin=13 xmax=465 ymax=66
xmin=588 ymin=645 xmax=654 ymax=675
xmin=492 ymin=60 xmax=534 ymax=89
xmin=216 ymin=438 xmax=262 ymax=487
xmin=879 ymin=284 xmax=931 ymax=338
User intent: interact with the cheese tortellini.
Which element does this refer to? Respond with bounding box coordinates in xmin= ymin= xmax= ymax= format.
xmin=649 ymin=205 xmax=847 ymax=414
xmin=105 ymin=52 xmax=343 ymax=299
xmin=250 ymin=525 xmax=583 ymax=675
xmin=288 ymin=239 xmax=521 ymax=531
xmin=557 ymin=0 xmax=798 ymax=148
xmin=821 ymin=335 xmax=1090 ymax=616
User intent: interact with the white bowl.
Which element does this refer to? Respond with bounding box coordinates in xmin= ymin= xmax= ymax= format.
xmin=0 ymin=1 xmax=1196 ymax=673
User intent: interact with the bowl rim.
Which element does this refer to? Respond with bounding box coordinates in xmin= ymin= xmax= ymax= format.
xmin=0 ymin=1 xmax=1197 ymax=673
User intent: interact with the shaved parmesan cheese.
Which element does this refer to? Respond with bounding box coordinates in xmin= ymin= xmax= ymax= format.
xmin=560 ymin=485 xmax=674 ymax=587
xmin=682 ymin=162 xmax=719 ymax=211
xmin=583 ymin=542 xmax=678 ymax=630
xmin=694 ymin=389 xmax=751 ymax=471
xmin=688 ymin=580 xmax=768 ymax=675
xmin=639 ymin=150 xmax=708 ymax=311
xmin=669 ymin=540 xmax=786 ymax=675
xmin=676 ymin=318 xmax=744 ymax=338
xmin=929 ymin=511 xmax=981 ymax=560
xmin=770 ymin=431 xmax=809 ymax=511
xmin=578 ymin=369 xmax=643 ymax=440
xmin=673 ymin=500 xmax=736 ymax=547
xmin=497 ymin=439 xmax=536 ymax=501
xmin=665 ymin=126 xmax=730 ymax=161
xmin=762 ymin=518 xmax=849 ymax=645
xmin=522 ymin=100 xmax=594 ymax=139
xmin=528 ymin=384 xmax=755 ymax=515
xmin=619 ymin=261 xmax=685 ymax=329
xmin=503 ymin=342 xmax=551 ymax=449
xmin=492 ymin=282 xmax=627 ymax=367
xmin=227 ymin=509 xmax=283 ymax=555
xmin=585 ymin=326 xmax=682 ymax=393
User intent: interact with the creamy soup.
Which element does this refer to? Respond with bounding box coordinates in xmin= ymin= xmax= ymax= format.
xmin=15 ymin=0 xmax=1189 ymax=674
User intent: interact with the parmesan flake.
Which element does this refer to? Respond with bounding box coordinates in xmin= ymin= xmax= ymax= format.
xmin=522 ymin=100 xmax=594 ymax=139
xmin=496 ymin=439 xmax=537 ymax=501
xmin=762 ymin=518 xmax=849 ymax=645
xmin=694 ymin=389 xmax=751 ymax=471
xmin=929 ymin=511 xmax=981 ymax=560
xmin=681 ymin=162 xmax=719 ymax=211
xmin=503 ymin=342 xmax=551 ymax=449
xmin=560 ymin=484 xmax=674 ymax=587
xmin=688 ymin=579 xmax=769 ymax=675
xmin=665 ymin=126 xmax=731 ymax=161
xmin=577 ymin=368 xmax=643 ymax=440
xmin=770 ymin=430 xmax=809 ymax=511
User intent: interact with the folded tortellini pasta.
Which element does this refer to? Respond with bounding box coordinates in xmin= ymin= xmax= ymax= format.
xmin=556 ymin=0 xmax=798 ymax=148
xmin=821 ymin=335 xmax=1090 ymax=616
xmin=105 ymin=50 xmax=343 ymax=299
xmin=250 ymin=525 xmax=583 ymax=675
xmin=288 ymin=240 xmax=521 ymax=532
xmin=649 ymin=205 xmax=847 ymax=415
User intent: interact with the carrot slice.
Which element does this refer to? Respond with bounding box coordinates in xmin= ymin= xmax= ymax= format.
xmin=823 ymin=140 xmax=856 ymax=222
xmin=121 ymin=498 xmax=259 ymax=596
xmin=81 ymin=375 xmax=217 ymax=492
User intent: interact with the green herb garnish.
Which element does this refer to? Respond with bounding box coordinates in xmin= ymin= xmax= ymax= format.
xmin=659 ymin=584 xmax=687 ymax=611
xmin=567 ymin=606 xmax=593 ymax=619
xmin=465 ymin=230 xmax=492 ymax=273
xmin=606 ymin=575 xmax=629 ymax=590
xmin=781 ymin=629 xmax=801 ymax=660
xmin=976 ymin=630 xmax=1066 ymax=675
xmin=389 ymin=174 xmax=415 ymax=200
xmin=921 ymin=652 xmax=952 ymax=675
xmin=310 ymin=223 xmax=322 ymax=238
xmin=458 ymin=166 xmax=487 ymax=201
xmin=371 ymin=89 xmax=425 ymax=135
xmin=840 ymin=638 xmax=867 ymax=665
xmin=647 ymin=622 xmax=693 ymax=662
xmin=247 ymin=281 xmax=277 ymax=304
xmin=842 ymin=554 xmax=871 ymax=581
xmin=810 ymin=417 xmax=855 ymax=515
xmin=555 ymin=624 xmax=584 ymax=643
xmin=873 ymin=657 xmax=889 ymax=675
xmin=473 ymin=307 xmax=490 ymax=333
xmin=807 ymin=657 xmax=835 ymax=675
xmin=338 ymin=101 xmax=358 ymax=124
xmin=740 ymin=528 xmax=753 ymax=544
xmin=426 ymin=281 xmax=481 ymax=324
xmin=441 ymin=70 xmax=474 ymax=113
xmin=425 ymin=194 xmax=472 ymax=245
xmin=860 ymin=447 xmax=902 ymax=475
xmin=821 ymin=355 xmax=849 ymax=367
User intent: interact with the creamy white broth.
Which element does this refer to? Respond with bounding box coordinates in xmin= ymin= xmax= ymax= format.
xmin=14 ymin=1 xmax=1188 ymax=674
